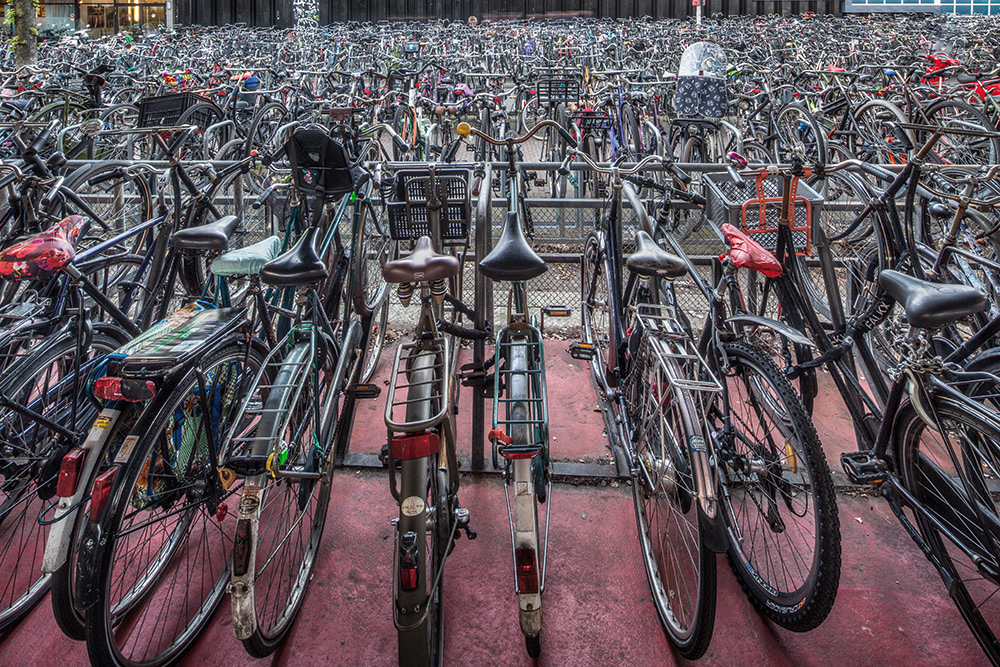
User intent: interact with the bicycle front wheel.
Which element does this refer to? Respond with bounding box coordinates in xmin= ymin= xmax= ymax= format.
xmin=719 ymin=342 xmax=841 ymax=631
xmin=626 ymin=335 xmax=716 ymax=659
xmin=894 ymin=396 xmax=1000 ymax=664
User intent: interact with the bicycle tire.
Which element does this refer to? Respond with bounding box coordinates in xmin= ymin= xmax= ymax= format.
xmin=581 ymin=232 xmax=612 ymax=389
xmin=0 ymin=329 xmax=123 ymax=634
xmin=626 ymin=329 xmax=716 ymax=659
xmin=84 ymin=340 xmax=266 ymax=667
xmin=396 ymin=347 xmax=446 ymax=667
xmin=238 ymin=342 xmax=334 ymax=657
xmin=894 ymin=396 xmax=1000 ymax=664
xmin=923 ymin=99 xmax=1000 ymax=166
xmin=50 ymin=403 xmax=140 ymax=641
xmin=718 ymin=342 xmax=841 ymax=631
xmin=773 ymin=102 xmax=828 ymax=165
xmin=507 ymin=332 xmax=544 ymax=651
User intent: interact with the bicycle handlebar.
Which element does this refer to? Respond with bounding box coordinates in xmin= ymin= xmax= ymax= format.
xmin=456 ymin=118 xmax=577 ymax=149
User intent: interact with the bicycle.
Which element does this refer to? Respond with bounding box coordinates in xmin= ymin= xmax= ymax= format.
xmin=454 ymin=117 xmax=577 ymax=657
xmin=379 ymin=163 xmax=484 ymax=667
xmin=574 ymin=149 xmax=724 ymax=658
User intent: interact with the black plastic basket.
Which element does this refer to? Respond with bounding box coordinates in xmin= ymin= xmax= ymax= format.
xmin=535 ymin=78 xmax=580 ymax=107
xmin=137 ymin=92 xmax=212 ymax=128
xmin=386 ymin=168 xmax=471 ymax=243
xmin=572 ymin=110 xmax=612 ymax=131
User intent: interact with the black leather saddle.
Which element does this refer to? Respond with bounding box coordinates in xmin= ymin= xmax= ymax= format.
xmin=878 ymin=270 xmax=988 ymax=329
xmin=626 ymin=231 xmax=687 ymax=279
xmin=170 ymin=215 xmax=240 ymax=252
xmin=382 ymin=235 xmax=460 ymax=284
xmin=260 ymin=226 xmax=328 ymax=287
xmin=478 ymin=211 xmax=547 ymax=282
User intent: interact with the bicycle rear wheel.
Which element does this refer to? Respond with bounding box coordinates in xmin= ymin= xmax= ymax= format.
xmin=396 ymin=348 xmax=448 ymax=667
xmin=894 ymin=397 xmax=1000 ymax=664
xmin=626 ymin=332 xmax=716 ymax=659
xmin=0 ymin=331 xmax=122 ymax=633
xmin=84 ymin=341 xmax=265 ymax=667
xmin=718 ymin=342 xmax=841 ymax=631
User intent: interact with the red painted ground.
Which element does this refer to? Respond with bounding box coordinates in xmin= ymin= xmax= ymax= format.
xmin=0 ymin=341 xmax=989 ymax=666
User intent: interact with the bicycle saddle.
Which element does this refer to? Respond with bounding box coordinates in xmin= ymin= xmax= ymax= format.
xmin=878 ymin=270 xmax=988 ymax=330
xmin=927 ymin=201 xmax=953 ymax=220
xmin=478 ymin=211 xmax=547 ymax=282
xmin=382 ymin=235 xmax=460 ymax=284
xmin=2 ymin=98 xmax=31 ymax=110
xmin=721 ymin=223 xmax=782 ymax=278
xmin=170 ymin=215 xmax=240 ymax=252
xmin=259 ymin=226 xmax=328 ymax=287
xmin=0 ymin=215 xmax=84 ymax=281
xmin=626 ymin=231 xmax=687 ymax=279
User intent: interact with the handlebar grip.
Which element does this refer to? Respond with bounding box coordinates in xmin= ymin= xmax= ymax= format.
xmin=471 ymin=175 xmax=483 ymax=198
xmin=557 ymin=126 xmax=578 ymax=149
xmin=859 ymin=162 xmax=895 ymax=182
xmin=88 ymin=167 xmax=126 ymax=187
xmin=691 ymin=193 xmax=707 ymax=207
xmin=668 ymin=163 xmax=692 ymax=185
xmin=27 ymin=120 xmax=58 ymax=155
xmin=392 ymin=134 xmax=410 ymax=154
xmin=252 ymin=184 xmax=277 ymax=210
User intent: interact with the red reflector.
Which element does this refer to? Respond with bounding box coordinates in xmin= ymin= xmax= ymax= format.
xmin=493 ymin=97 xmax=502 ymax=102
xmin=89 ymin=467 xmax=118 ymax=519
xmin=505 ymin=450 xmax=539 ymax=460
xmin=515 ymin=546 xmax=539 ymax=594
xmin=93 ymin=377 xmax=122 ymax=400
xmin=57 ymin=448 xmax=87 ymax=497
xmin=400 ymin=567 xmax=418 ymax=591
xmin=94 ymin=377 xmax=156 ymax=402
xmin=390 ymin=432 xmax=441 ymax=461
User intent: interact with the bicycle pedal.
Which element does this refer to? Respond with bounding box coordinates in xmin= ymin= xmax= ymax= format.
xmin=840 ymin=452 xmax=886 ymax=485
xmin=569 ymin=341 xmax=596 ymax=360
xmin=534 ymin=179 xmax=546 ymax=187
xmin=542 ymin=305 xmax=571 ymax=317
xmin=349 ymin=383 xmax=381 ymax=399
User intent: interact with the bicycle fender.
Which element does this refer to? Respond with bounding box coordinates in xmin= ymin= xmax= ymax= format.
xmin=724 ymin=314 xmax=816 ymax=348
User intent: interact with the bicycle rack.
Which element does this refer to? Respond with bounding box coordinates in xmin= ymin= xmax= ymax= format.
xmin=635 ymin=303 xmax=723 ymax=397
xmin=385 ymin=337 xmax=450 ymax=433
xmin=492 ymin=325 xmax=548 ymax=466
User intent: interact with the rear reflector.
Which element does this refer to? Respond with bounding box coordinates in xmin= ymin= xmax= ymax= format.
xmin=89 ymin=467 xmax=118 ymax=520
xmin=390 ymin=432 xmax=441 ymax=461
xmin=56 ymin=448 xmax=87 ymax=497
xmin=94 ymin=377 xmax=156 ymax=402
xmin=515 ymin=546 xmax=539 ymax=594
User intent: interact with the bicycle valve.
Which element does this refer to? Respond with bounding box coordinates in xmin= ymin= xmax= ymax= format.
xmin=430 ymin=279 xmax=447 ymax=304
xmin=397 ymin=282 xmax=413 ymax=307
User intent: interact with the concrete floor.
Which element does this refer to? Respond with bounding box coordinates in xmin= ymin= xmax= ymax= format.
xmin=0 ymin=342 xmax=990 ymax=666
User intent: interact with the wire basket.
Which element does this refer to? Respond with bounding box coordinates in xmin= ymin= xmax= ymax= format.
xmin=571 ymin=110 xmax=612 ymax=131
xmin=704 ymin=171 xmax=821 ymax=256
xmin=535 ymin=78 xmax=580 ymax=107
xmin=386 ymin=168 xmax=471 ymax=244
xmin=137 ymin=92 xmax=212 ymax=128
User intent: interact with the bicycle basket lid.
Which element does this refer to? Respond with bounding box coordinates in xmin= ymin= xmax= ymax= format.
xmin=678 ymin=41 xmax=728 ymax=78
xmin=285 ymin=128 xmax=360 ymax=198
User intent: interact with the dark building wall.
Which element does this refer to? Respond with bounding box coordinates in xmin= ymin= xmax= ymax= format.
xmin=180 ymin=0 xmax=839 ymax=26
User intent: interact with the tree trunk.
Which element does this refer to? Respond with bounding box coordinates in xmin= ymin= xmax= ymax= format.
xmin=13 ymin=0 xmax=38 ymax=68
